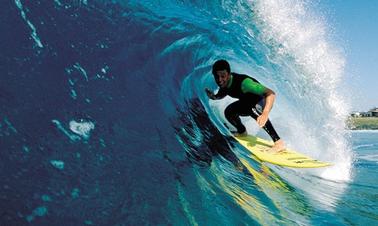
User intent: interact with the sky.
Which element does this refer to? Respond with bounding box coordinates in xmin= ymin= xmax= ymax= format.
xmin=318 ymin=0 xmax=378 ymax=111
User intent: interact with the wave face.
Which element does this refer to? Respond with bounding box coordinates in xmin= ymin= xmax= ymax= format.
xmin=1 ymin=0 xmax=356 ymax=225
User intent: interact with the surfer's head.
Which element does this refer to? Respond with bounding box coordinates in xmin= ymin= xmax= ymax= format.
xmin=212 ymin=59 xmax=231 ymax=88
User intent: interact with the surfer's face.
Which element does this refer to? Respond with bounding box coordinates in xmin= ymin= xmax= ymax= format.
xmin=215 ymin=70 xmax=230 ymax=88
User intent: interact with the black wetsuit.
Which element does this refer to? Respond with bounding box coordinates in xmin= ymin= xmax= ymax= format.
xmin=214 ymin=73 xmax=281 ymax=142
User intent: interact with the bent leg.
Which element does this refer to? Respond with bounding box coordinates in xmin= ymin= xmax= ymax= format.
xmin=224 ymin=101 xmax=249 ymax=134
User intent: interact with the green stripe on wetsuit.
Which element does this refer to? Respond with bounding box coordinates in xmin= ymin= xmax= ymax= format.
xmin=241 ymin=78 xmax=266 ymax=95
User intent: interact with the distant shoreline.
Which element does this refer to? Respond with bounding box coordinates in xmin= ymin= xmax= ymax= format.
xmin=347 ymin=117 xmax=378 ymax=130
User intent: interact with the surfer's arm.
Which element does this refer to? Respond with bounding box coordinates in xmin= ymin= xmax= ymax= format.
xmin=241 ymin=79 xmax=275 ymax=127
xmin=205 ymin=88 xmax=227 ymax=100
xmin=257 ymin=88 xmax=275 ymax=127
xmin=262 ymin=88 xmax=275 ymax=114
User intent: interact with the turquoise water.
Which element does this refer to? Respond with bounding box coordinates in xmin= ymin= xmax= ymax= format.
xmin=174 ymin=129 xmax=378 ymax=225
xmin=345 ymin=131 xmax=378 ymax=223
xmin=1 ymin=0 xmax=377 ymax=225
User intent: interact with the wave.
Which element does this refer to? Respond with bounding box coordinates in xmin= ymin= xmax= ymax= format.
xmin=1 ymin=0 xmax=354 ymax=224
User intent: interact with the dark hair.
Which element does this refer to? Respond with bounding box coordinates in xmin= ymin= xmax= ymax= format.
xmin=212 ymin=59 xmax=230 ymax=76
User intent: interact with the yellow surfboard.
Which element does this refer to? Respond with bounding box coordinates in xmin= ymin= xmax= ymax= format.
xmin=234 ymin=135 xmax=331 ymax=168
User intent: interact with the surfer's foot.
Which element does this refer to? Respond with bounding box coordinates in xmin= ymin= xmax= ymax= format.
xmin=231 ymin=130 xmax=248 ymax=137
xmin=266 ymin=139 xmax=285 ymax=154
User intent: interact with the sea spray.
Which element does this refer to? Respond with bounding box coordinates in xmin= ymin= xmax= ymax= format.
xmin=251 ymin=0 xmax=352 ymax=181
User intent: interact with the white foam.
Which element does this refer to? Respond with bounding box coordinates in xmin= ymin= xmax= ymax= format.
xmin=14 ymin=0 xmax=44 ymax=48
xmin=69 ymin=120 xmax=95 ymax=140
xmin=251 ymin=0 xmax=352 ymax=182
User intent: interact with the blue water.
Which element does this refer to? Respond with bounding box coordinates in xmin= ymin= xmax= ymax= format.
xmin=1 ymin=0 xmax=377 ymax=225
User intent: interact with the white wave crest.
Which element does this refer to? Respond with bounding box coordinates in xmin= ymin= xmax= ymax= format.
xmin=250 ymin=0 xmax=352 ymax=182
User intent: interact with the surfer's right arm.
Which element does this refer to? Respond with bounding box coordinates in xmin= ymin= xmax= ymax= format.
xmin=205 ymin=88 xmax=226 ymax=100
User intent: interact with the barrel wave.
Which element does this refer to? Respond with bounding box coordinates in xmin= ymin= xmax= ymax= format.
xmin=3 ymin=0 xmax=373 ymax=225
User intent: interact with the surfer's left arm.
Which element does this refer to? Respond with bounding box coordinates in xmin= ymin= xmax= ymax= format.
xmin=241 ymin=78 xmax=275 ymax=127
xmin=257 ymin=88 xmax=275 ymax=127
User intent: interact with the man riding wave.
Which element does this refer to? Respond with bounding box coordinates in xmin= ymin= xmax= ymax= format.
xmin=205 ymin=59 xmax=285 ymax=153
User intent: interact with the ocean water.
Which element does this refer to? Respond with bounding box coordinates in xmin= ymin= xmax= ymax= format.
xmin=1 ymin=0 xmax=377 ymax=225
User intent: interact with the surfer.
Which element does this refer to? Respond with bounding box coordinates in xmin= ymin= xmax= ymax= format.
xmin=205 ymin=59 xmax=285 ymax=153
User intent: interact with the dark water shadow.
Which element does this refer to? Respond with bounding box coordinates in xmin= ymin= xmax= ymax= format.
xmin=172 ymin=98 xmax=245 ymax=170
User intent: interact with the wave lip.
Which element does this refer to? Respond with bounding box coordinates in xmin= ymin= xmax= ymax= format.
xmin=249 ymin=0 xmax=352 ymax=182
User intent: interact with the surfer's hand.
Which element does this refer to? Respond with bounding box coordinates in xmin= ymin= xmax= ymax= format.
xmin=205 ymin=88 xmax=215 ymax=99
xmin=257 ymin=113 xmax=268 ymax=127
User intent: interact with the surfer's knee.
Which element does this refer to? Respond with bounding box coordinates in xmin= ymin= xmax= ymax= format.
xmin=224 ymin=105 xmax=235 ymax=119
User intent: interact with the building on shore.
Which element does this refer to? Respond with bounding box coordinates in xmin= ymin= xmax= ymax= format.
xmin=371 ymin=107 xmax=378 ymax=117
xmin=350 ymin=107 xmax=378 ymax=117
xmin=350 ymin=112 xmax=361 ymax=117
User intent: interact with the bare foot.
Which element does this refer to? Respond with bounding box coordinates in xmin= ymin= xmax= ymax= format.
xmin=266 ymin=139 xmax=285 ymax=154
